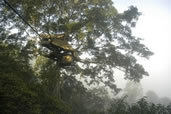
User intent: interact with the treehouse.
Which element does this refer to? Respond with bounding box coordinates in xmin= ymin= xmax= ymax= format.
xmin=40 ymin=34 xmax=74 ymax=51
xmin=40 ymin=33 xmax=75 ymax=67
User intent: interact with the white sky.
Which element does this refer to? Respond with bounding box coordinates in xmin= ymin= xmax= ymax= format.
xmin=113 ymin=0 xmax=171 ymax=98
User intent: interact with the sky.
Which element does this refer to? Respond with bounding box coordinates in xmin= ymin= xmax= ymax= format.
xmin=113 ymin=0 xmax=171 ymax=98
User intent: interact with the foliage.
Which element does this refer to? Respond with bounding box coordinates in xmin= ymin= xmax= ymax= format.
xmin=0 ymin=42 xmax=71 ymax=114
xmin=146 ymin=90 xmax=171 ymax=106
xmin=0 ymin=42 xmax=170 ymax=114
xmin=0 ymin=0 xmax=156 ymax=113
xmin=108 ymin=97 xmax=171 ymax=114
xmin=0 ymin=0 xmax=153 ymax=92
xmin=61 ymin=77 xmax=108 ymax=114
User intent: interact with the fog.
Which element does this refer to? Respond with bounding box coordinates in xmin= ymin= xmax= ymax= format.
xmin=113 ymin=0 xmax=171 ymax=99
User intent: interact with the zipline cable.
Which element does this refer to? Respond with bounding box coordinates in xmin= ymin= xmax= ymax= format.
xmin=3 ymin=0 xmax=41 ymax=38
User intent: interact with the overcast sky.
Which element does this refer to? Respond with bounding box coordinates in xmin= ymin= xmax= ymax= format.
xmin=113 ymin=0 xmax=171 ymax=98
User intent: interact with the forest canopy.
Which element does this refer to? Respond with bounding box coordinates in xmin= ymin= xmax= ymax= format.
xmin=0 ymin=0 xmax=155 ymax=113
xmin=1 ymin=0 xmax=153 ymax=91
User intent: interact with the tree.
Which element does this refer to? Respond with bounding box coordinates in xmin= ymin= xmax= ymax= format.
xmin=122 ymin=81 xmax=143 ymax=104
xmin=146 ymin=90 xmax=171 ymax=106
xmin=1 ymin=0 xmax=153 ymax=98
xmin=146 ymin=90 xmax=160 ymax=104
xmin=0 ymin=42 xmax=40 ymax=114
xmin=108 ymin=96 xmax=130 ymax=114
xmin=108 ymin=96 xmax=171 ymax=114
xmin=0 ymin=41 xmax=71 ymax=114
xmin=0 ymin=23 xmax=71 ymax=113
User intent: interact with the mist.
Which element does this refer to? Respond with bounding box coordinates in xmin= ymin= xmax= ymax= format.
xmin=113 ymin=0 xmax=171 ymax=99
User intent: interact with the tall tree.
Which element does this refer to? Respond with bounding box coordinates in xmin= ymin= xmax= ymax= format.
xmin=1 ymin=0 xmax=153 ymax=93
xmin=0 ymin=38 xmax=71 ymax=114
